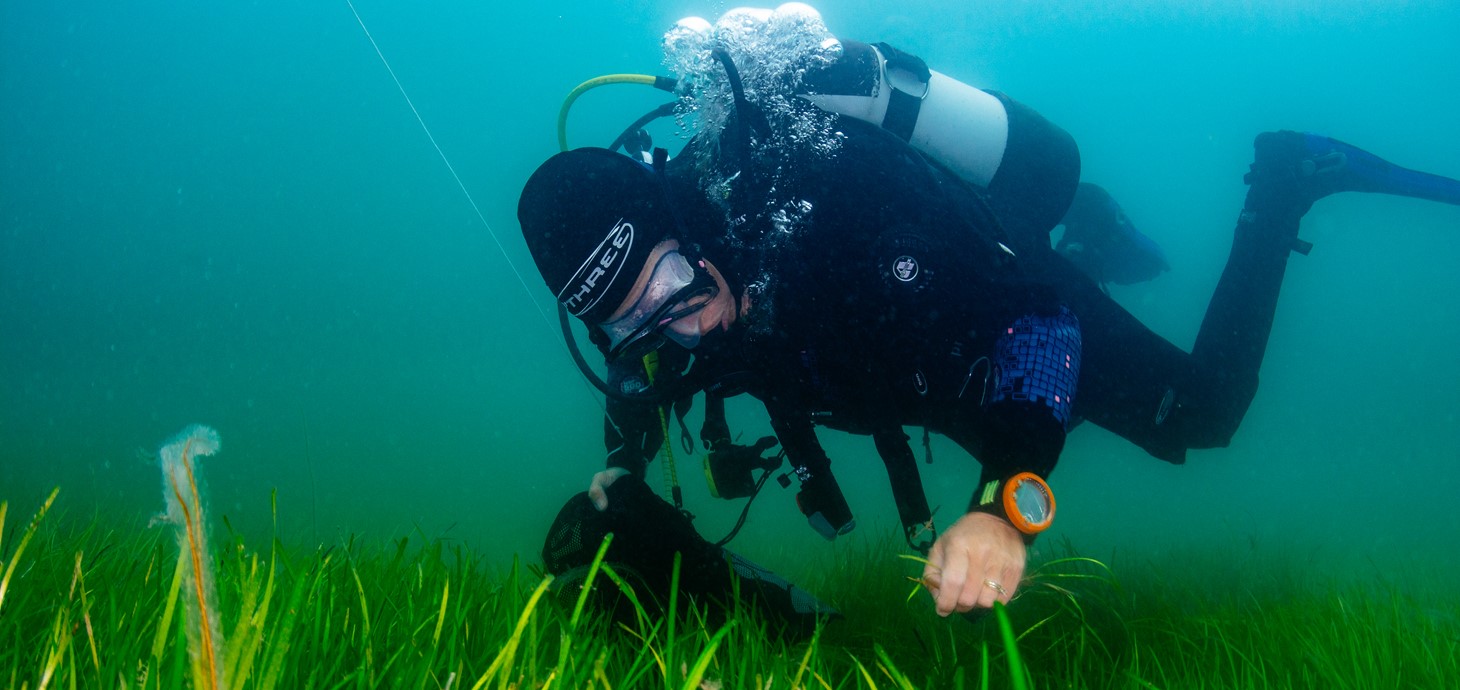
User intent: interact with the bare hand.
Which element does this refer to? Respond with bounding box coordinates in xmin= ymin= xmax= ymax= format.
xmin=588 ymin=467 xmax=631 ymax=511
xmin=921 ymin=512 xmax=1026 ymax=616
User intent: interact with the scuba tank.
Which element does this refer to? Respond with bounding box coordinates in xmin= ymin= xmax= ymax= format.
xmin=800 ymin=39 xmax=1082 ymax=248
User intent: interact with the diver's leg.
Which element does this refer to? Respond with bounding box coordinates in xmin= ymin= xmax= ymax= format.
xmin=1188 ymin=131 xmax=1460 ymax=443
xmin=1056 ymin=182 xmax=1171 ymax=287
xmin=1257 ymin=131 xmax=1460 ymax=209
xmin=1183 ymin=165 xmax=1306 ymax=443
xmin=1056 ymin=132 xmax=1460 ymax=461
xmin=1035 ymin=257 xmax=1203 ymax=463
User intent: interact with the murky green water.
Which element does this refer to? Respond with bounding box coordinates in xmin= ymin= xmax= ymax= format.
xmin=4 ymin=1 xmax=1457 ymax=586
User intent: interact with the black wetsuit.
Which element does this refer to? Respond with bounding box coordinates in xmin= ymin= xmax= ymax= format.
xmin=600 ymin=116 xmax=1306 ymax=519
xmin=603 ymin=120 xmax=1082 ymax=534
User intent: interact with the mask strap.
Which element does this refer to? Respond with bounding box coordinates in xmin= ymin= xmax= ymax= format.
xmin=652 ymin=147 xmax=704 ymax=265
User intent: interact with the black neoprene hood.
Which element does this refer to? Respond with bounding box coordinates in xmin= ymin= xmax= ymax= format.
xmin=518 ymin=148 xmax=676 ymax=324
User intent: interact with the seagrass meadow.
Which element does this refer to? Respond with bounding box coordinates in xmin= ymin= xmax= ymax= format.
xmin=3 ymin=487 xmax=1457 ymax=689
xmin=5 ymin=1 xmax=1460 ymax=689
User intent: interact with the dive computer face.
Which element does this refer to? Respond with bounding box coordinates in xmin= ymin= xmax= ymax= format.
xmin=1003 ymin=472 xmax=1055 ymax=534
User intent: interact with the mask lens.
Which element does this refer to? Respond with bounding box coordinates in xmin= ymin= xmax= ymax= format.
xmin=600 ymin=251 xmax=718 ymax=361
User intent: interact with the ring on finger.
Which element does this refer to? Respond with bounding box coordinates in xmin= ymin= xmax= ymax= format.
xmin=983 ymin=579 xmax=1007 ymax=598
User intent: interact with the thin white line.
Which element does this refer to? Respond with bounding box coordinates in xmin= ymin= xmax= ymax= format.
xmin=345 ymin=1 xmax=607 ymax=412
xmin=345 ymin=0 xmax=551 ymax=333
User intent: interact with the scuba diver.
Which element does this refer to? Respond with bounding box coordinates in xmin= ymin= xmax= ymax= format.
xmin=520 ymin=5 xmax=1460 ymax=622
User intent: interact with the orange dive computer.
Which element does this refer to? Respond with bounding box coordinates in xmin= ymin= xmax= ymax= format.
xmin=972 ymin=472 xmax=1055 ymax=536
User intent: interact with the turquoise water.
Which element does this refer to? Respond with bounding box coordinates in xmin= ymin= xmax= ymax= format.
xmin=3 ymin=0 xmax=1458 ymax=582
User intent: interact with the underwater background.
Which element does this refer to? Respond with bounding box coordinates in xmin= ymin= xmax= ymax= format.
xmin=3 ymin=0 xmax=1458 ymax=592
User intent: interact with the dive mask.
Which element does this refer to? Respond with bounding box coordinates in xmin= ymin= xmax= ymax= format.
xmin=599 ymin=250 xmax=718 ymax=361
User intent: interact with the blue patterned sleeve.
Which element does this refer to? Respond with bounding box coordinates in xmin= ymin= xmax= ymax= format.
xmin=991 ymin=306 xmax=1082 ymax=430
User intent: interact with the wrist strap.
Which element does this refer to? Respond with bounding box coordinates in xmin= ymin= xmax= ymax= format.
xmin=968 ymin=477 xmax=1040 ymax=545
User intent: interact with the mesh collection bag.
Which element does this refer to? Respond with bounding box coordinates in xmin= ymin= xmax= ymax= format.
xmin=542 ymin=475 xmax=837 ymax=634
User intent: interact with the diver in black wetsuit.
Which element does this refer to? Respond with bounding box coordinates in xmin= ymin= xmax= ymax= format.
xmin=518 ymin=16 xmax=1460 ymax=620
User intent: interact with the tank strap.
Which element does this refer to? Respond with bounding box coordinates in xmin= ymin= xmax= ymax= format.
xmin=874 ymin=42 xmax=930 ymax=142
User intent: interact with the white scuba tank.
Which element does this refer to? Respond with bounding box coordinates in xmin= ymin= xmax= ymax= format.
xmin=805 ymin=39 xmax=1082 ymax=245
xmin=802 ymin=43 xmax=1012 ymax=189
xmin=667 ymin=6 xmax=1080 ymax=244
